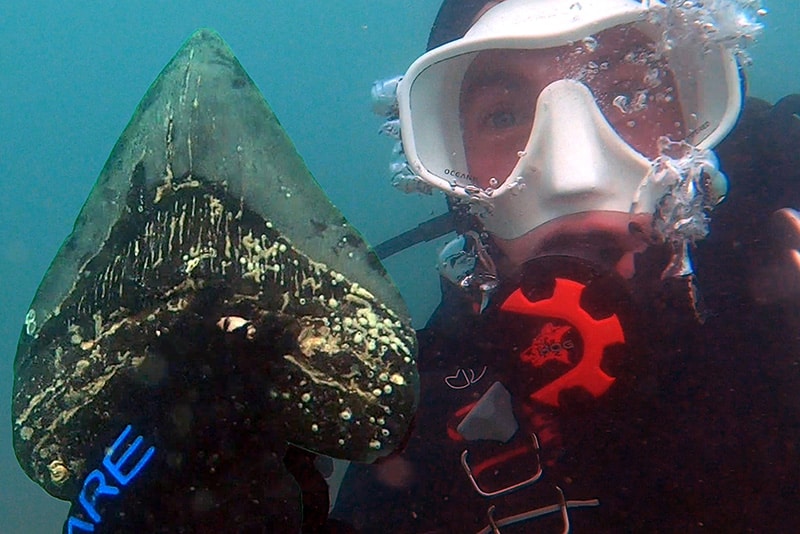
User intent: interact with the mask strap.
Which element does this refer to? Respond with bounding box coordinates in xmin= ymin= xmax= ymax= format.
xmin=375 ymin=194 xmax=479 ymax=260
xmin=373 ymin=212 xmax=457 ymax=260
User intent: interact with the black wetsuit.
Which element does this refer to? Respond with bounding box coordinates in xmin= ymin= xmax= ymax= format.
xmin=330 ymin=96 xmax=800 ymax=532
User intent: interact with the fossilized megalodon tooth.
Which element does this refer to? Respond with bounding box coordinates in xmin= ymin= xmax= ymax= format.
xmin=12 ymin=28 xmax=418 ymax=530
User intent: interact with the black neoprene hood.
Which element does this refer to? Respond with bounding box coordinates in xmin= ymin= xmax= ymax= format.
xmin=427 ymin=0 xmax=495 ymax=50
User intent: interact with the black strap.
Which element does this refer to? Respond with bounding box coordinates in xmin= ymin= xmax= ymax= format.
xmin=374 ymin=211 xmax=457 ymax=259
xmin=427 ymin=0 xmax=491 ymax=51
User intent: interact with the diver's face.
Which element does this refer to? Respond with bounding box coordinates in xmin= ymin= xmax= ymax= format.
xmin=459 ymin=26 xmax=685 ymax=189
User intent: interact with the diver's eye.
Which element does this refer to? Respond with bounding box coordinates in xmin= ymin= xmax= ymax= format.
xmin=488 ymin=110 xmax=518 ymax=129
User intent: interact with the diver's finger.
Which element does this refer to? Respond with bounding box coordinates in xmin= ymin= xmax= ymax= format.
xmin=772 ymin=207 xmax=800 ymax=250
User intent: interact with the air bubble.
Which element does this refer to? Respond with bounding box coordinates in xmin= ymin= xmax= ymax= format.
xmin=613 ymin=95 xmax=630 ymax=114
xmin=644 ymin=68 xmax=662 ymax=88
xmin=631 ymin=91 xmax=648 ymax=113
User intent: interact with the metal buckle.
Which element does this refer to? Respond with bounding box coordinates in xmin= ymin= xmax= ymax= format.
xmin=476 ymin=486 xmax=601 ymax=534
xmin=486 ymin=505 xmax=501 ymax=534
xmin=461 ymin=433 xmax=542 ymax=498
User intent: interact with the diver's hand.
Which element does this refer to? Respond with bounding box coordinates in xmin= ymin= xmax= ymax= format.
xmin=751 ymin=208 xmax=800 ymax=304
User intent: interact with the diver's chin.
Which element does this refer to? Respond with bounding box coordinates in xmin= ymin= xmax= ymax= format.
xmin=492 ymin=211 xmax=657 ymax=279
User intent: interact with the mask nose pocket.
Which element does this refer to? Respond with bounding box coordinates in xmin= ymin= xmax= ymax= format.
xmin=519 ymin=79 xmax=652 ymax=199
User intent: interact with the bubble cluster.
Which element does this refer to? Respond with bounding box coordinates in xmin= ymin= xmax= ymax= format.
xmin=652 ymin=0 xmax=766 ymax=63
xmin=612 ymin=91 xmax=650 ymax=115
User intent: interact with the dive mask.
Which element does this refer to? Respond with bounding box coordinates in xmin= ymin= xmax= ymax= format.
xmin=384 ymin=0 xmax=763 ymax=242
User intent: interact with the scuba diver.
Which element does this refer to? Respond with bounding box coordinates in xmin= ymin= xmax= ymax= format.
xmin=330 ymin=0 xmax=800 ymax=531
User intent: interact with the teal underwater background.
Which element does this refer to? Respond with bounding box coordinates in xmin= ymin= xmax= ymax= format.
xmin=0 ymin=1 xmax=797 ymax=532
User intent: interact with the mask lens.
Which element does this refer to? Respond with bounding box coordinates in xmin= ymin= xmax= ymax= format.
xmin=404 ymin=23 xmax=705 ymax=193
xmin=457 ymin=25 xmax=685 ymax=189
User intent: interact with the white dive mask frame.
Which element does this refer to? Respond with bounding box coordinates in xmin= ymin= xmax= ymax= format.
xmin=394 ymin=0 xmax=757 ymax=240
